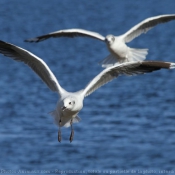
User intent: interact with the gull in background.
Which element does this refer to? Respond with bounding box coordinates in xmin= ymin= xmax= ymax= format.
xmin=25 ymin=14 xmax=175 ymax=68
xmin=0 ymin=40 xmax=174 ymax=142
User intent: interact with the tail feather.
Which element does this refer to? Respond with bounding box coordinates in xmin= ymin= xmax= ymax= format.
xmin=128 ymin=48 xmax=148 ymax=62
xmin=49 ymin=110 xmax=81 ymax=128
xmin=73 ymin=115 xmax=81 ymax=123
xmin=99 ymin=48 xmax=148 ymax=68
xmin=99 ymin=54 xmax=118 ymax=68
xmin=63 ymin=115 xmax=81 ymax=127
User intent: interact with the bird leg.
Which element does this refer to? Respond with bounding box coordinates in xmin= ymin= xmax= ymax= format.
xmin=58 ymin=128 xmax=61 ymax=142
xmin=59 ymin=118 xmax=62 ymax=125
xmin=58 ymin=118 xmax=62 ymax=142
xmin=69 ymin=119 xmax=74 ymax=143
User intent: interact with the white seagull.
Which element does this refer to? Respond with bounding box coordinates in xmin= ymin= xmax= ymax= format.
xmin=0 ymin=40 xmax=174 ymax=142
xmin=25 ymin=14 xmax=175 ymax=67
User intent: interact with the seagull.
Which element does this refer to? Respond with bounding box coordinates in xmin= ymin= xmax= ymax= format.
xmin=0 ymin=40 xmax=174 ymax=142
xmin=25 ymin=14 xmax=175 ymax=68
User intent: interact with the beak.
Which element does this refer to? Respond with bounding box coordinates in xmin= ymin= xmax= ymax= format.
xmin=62 ymin=106 xmax=66 ymax=111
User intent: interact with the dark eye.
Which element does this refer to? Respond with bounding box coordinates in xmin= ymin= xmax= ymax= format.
xmin=69 ymin=102 xmax=71 ymax=105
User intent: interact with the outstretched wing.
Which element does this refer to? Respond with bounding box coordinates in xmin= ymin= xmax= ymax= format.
xmin=0 ymin=40 xmax=65 ymax=95
xmin=123 ymin=14 xmax=175 ymax=43
xmin=83 ymin=61 xmax=175 ymax=97
xmin=25 ymin=28 xmax=105 ymax=42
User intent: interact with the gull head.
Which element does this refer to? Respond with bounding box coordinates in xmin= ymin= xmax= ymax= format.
xmin=105 ymin=35 xmax=115 ymax=45
xmin=61 ymin=96 xmax=76 ymax=112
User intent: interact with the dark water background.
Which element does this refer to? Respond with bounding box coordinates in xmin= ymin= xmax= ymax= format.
xmin=0 ymin=0 xmax=175 ymax=174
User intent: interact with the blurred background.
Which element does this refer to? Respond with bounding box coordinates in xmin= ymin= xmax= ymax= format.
xmin=0 ymin=0 xmax=175 ymax=174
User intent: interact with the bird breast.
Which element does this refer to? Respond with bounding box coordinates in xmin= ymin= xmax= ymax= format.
xmin=107 ymin=37 xmax=128 ymax=59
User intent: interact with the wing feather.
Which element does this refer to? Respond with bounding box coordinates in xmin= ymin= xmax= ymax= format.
xmin=83 ymin=61 xmax=173 ymax=97
xmin=124 ymin=14 xmax=175 ymax=43
xmin=25 ymin=29 xmax=105 ymax=42
xmin=0 ymin=40 xmax=64 ymax=95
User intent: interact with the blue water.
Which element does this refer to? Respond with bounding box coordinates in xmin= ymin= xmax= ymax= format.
xmin=0 ymin=0 xmax=175 ymax=174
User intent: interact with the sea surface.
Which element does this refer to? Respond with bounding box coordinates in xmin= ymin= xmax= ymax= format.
xmin=0 ymin=0 xmax=175 ymax=174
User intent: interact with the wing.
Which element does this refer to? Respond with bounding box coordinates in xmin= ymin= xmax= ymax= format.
xmin=83 ymin=61 xmax=175 ymax=97
xmin=123 ymin=14 xmax=175 ymax=43
xmin=0 ymin=40 xmax=65 ymax=95
xmin=25 ymin=28 xmax=105 ymax=42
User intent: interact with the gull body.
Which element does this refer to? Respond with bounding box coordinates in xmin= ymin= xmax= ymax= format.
xmin=106 ymin=35 xmax=128 ymax=61
xmin=25 ymin=14 xmax=175 ymax=67
xmin=0 ymin=40 xmax=174 ymax=142
xmin=54 ymin=92 xmax=83 ymax=128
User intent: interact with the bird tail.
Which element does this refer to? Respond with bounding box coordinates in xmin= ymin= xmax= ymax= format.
xmin=128 ymin=48 xmax=148 ymax=62
xmin=49 ymin=110 xmax=81 ymax=128
xmin=99 ymin=48 xmax=148 ymax=68
xmin=63 ymin=115 xmax=81 ymax=127
xmin=99 ymin=54 xmax=118 ymax=68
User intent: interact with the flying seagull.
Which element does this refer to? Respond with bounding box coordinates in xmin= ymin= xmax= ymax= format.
xmin=25 ymin=14 xmax=175 ymax=67
xmin=0 ymin=40 xmax=174 ymax=142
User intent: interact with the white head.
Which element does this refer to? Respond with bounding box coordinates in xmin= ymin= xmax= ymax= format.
xmin=105 ymin=35 xmax=115 ymax=45
xmin=61 ymin=96 xmax=76 ymax=111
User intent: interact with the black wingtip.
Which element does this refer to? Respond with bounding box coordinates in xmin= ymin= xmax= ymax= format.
xmin=24 ymin=39 xmax=29 ymax=42
xmin=141 ymin=61 xmax=171 ymax=69
xmin=0 ymin=40 xmax=12 ymax=48
xmin=24 ymin=38 xmax=40 ymax=43
xmin=0 ymin=40 xmax=7 ymax=44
